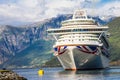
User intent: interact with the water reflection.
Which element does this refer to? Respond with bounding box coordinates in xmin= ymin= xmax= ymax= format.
xmin=55 ymin=68 xmax=120 ymax=80
xmin=57 ymin=70 xmax=104 ymax=80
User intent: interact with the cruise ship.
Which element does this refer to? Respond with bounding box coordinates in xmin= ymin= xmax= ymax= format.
xmin=47 ymin=9 xmax=110 ymax=70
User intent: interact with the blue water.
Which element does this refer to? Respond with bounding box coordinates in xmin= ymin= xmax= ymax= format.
xmin=13 ymin=67 xmax=120 ymax=80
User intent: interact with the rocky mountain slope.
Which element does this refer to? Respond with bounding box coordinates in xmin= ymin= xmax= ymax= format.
xmin=0 ymin=15 xmax=72 ymax=68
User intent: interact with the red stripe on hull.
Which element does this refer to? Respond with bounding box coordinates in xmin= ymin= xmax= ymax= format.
xmin=82 ymin=46 xmax=89 ymax=51
xmin=58 ymin=50 xmax=67 ymax=55
xmin=58 ymin=46 xmax=61 ymax=53
xmin=78 ymin=49 xmax=98 ymax=54
xmin=54 ymin=50 xmax=67 ymax=56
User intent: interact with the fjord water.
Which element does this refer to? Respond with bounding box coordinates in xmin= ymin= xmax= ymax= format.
xmin=13 ymin=67 xmax=120 ymax=80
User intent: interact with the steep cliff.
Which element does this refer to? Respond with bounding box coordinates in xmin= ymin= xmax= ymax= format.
xmin=0 ymin=15 xmax=72 ymax=68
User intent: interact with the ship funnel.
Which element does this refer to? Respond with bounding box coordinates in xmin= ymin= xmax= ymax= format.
xmin=72 ymin=9 xmax=87 ymax=19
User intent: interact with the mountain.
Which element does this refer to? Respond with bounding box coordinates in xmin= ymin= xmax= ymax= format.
xmin=0 ymin=15 xmax=72 ymax=68
xmin=0 ymin=14 xmax=118 ymax=68
xmin=2 ymin=39 xmax=54 ymax=68
xmin=92 ymin=15 xmax=115 ymax=25
xmin=107 ymin=17 xmax=120 ymax=61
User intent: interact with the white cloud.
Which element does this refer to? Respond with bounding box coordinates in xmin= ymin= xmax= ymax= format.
xmin=17 ymin=0 xmax=39 ymax=8
xmin=0 ymin=0 xmax=120 ymax=26
xmin=0 ymin=0 xmax=84 ymax=25
xmin=100 ymin=2 xmax=120 ymax=16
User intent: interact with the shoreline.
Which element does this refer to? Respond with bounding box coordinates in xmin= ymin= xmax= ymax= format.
xmin=110 ymin=60 xmax=120 ymax=66
xmin=0 ymin=69 xmax=27 ymax=80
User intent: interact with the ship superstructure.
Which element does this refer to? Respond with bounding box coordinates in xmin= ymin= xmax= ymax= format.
xmin=47 ymin=10 xmax=110 ymax=70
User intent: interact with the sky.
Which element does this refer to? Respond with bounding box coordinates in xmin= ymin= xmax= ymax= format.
xmin=0 ymin=0 xmax=120 ymax=26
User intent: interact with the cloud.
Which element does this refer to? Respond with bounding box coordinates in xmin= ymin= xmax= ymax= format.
xmin=99 ymin=1 xmax=120 ymax=16
xmin=0 ymin=0 xmax=82 ymax=25
xmin=0 ymin=0 xmax=120 ymax=26
xmin=17 ymin=0 xmax=40 ymax=8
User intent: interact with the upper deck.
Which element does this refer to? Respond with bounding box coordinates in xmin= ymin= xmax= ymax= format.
xmin=47 ymin=26 xmax=108 ymax=35
xmin=61 ymin=19 xmax=95 ymax=28
xmin=47 ymin=9 xmax=109 ymax=35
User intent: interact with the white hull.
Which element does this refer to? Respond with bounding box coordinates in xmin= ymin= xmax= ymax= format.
xmin=55 ymin=46 xmax=109 ymax=70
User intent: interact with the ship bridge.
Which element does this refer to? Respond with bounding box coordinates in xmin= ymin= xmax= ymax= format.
xmin=72 ymin=9 xmax=87 ymax=19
